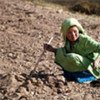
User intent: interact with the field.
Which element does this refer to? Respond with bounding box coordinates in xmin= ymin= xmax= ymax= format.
xmin=0 ymin=0 xmax=100 ymax=99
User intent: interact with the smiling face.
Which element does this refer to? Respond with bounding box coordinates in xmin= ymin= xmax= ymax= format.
xmin=66 ymin=26 xmax=79 ymax=42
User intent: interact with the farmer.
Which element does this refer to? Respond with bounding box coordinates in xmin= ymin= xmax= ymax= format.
xmin=44 ymin=18 xmax=100 ymax=80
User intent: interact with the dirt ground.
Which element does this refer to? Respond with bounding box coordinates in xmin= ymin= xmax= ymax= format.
xmin=0 ymin=0 xmax=100 ymax=99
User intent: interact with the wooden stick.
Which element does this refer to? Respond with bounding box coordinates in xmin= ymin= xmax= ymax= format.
xmin=33 ymin=33 xmax=56 ymax=71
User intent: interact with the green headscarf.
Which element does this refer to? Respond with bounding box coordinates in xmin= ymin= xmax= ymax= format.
xmin=61 ymin=18 xmax=86 ymax=41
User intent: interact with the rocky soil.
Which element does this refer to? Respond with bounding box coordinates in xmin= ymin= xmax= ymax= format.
xmin=0 ymin=0 xmax=100 ymax=99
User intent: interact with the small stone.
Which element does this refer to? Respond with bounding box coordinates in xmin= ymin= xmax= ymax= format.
xmin=83 ymin=94 xmax=93 ymax=100
xmin=15 ymin=74 xmax=25 ymax=82
xmin=56 ymin=9 xmax=63 ymax=13
xmin=0 ymin=93 xmax=3 ymax=99
xmin=17 ymin=87 xmax=29 ymax=95
xmin=31 ymin=78 xmax=38 ymax=84
xmin=56 ymin=75 xmax=66 ymax=84
xmin=72 ymin=96 xmax=82 ymax=100
xmin=7 ymin=52 xmax=17 ymax=59
xmin=31 ymin=91 xmax=35 ymax=95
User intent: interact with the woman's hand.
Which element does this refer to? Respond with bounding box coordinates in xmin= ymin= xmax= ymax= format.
xmin=93 ymin=61 xmax=97 ymax=69
xmin=93 ymin=58 xmax=100 ymax=69
xmin=44 ymin=44 xmax=56 ymax=53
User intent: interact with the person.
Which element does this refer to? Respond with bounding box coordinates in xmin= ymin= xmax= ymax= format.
xmin=44 ymin=18 xmax=100 ymax=81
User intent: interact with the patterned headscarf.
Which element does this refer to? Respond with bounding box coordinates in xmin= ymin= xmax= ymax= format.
xmin=61 ymin=18 xmax=86 ymax=41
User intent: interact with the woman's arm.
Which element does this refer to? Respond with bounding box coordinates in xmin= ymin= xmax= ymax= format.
xmin=82 ymin=35 xmax=100 ymax=53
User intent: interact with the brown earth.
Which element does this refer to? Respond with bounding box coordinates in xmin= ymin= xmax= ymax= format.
xmin=0 ymin=0 xmax=100 ymax=99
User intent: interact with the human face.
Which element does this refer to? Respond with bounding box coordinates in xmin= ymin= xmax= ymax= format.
xmin=66 ymin=26 xmax=79 ymax=42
